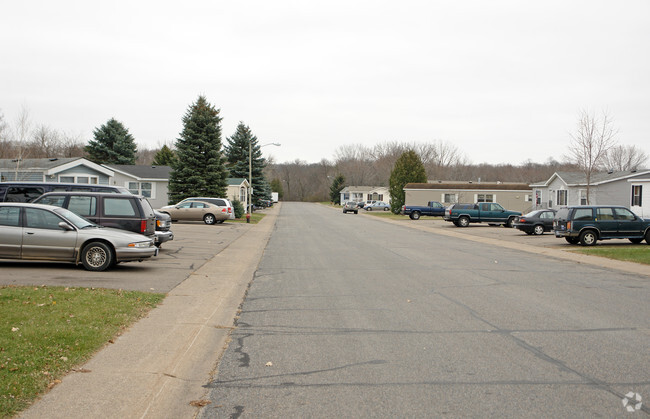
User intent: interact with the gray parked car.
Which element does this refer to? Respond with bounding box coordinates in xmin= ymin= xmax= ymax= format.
xmin=0 ymin=202 xmax=157 ymax=271
xmin=342 ymin=201 xmax=358 ymax=214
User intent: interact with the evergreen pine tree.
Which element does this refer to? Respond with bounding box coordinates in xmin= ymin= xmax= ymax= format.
xmin=329 ymin=174 xmax=345 ymax=204
xmin=389 ymin=150 xmax=427 ymax=213
xmin=86 ymin=118 xmax=137 ymax=164
xmin=225 ymin=122 xmax=270 ymax=205
xmin=167 ymin=96 xmax=228 ymax=203
xmin=152 ymin=145 xmax=176 ymax=166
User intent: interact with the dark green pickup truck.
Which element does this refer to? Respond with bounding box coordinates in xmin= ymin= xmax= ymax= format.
xmin=443 ymin=202 xmax=521 ymax=227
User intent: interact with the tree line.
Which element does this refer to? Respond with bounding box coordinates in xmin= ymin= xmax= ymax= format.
xmin=1 ymin=107 xmax=646 ymax=206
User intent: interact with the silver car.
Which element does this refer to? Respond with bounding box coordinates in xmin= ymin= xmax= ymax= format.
xmin=0 ymin=203 xmax=157 ymax=271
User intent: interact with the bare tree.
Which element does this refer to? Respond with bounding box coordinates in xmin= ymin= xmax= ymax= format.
xmin=566 ymin=109 xmax=617 ymax=204
xmin=601 ymin=144 xmax=648 ymax=172
xmin=30 ymin=124 xmax=61 ymax=157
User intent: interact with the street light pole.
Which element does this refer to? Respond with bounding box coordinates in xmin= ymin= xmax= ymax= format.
xmin=247 ymin=141 xmax=280 ymax=222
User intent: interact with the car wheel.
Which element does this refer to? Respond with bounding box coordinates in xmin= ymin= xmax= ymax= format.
xmin=645 ymin=230 xmax=650 ymax=245
xmin=458 ymin=216 xmax=470 ymax=227
xmin=579 ymin=230 xmax=597 ymax=246
xmin=629 ymin=238 xmax=643 ymax=244
xmin=204 ymin=214 xmax=216 ymax=225
xmin=506 ymin=217 xmax=516 ymax=228
xmin=354 ymin=210 xmax=358 ymax=214
xmin=81 ymin=241 xmax=113 ymax=271
xmin=343 ymin=210 xmax=347 ymax=214
xmin=565 ymin=237 xmax=579 ymax=244
xmin=383 ymin=207 xmax=389 ymax=211
xmin=533 ymin=225 xmax=544 ymax=235
xmin=411 ymin=212 xmax=421 ymax=220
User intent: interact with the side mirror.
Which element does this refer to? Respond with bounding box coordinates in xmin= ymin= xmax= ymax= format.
xmin=58 ymin=222 xmax=74 ymax=231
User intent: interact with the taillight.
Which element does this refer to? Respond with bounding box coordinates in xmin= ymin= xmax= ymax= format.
xmin=519 ymin=218 xmax=526 ymax=223
xmin=141 ymin=220 xmax=147 ymax=233
xmin=228 ymin=207 xmax=232 ymax=213
xmin=567 ymin=221 xmax=571 ymax=230
xmin=222 ymin=208 xmax=227 ymax=213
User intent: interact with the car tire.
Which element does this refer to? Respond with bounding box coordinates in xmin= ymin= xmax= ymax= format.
xmin=354 ymin=210 xmax=358 ymax=214
xmin=565 ymin=237 xmax=580 ymax=244
xmin=645 ymin=230 xmax=650 ymax=245
xmin=506 ymin=217 xmax=516 ymax=228
xmin=458 ymin=216 xmax=470 ymax=227
xmin=411 ymin=212 xmax=421 ymax=220
xmin=533 ymin=225 xmax=544 ymax=235
xmin=343 ymin=210 xmax=347 ymax=214
xmin=629 ymin=238 xmax=643 ymax=244
xmin=81 ymin=241 xmax=114 ymax=272
xmin=579 ymin=230 xmax=597 ymax=246
xmin=203 ymin=214 xmax=216 ymax=225
xmin=383 ymin=207 xmax=389 ymax=211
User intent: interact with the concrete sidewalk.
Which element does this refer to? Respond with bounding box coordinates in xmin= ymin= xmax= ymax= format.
xmin=20 ymin=205 xmax=279 ymax=419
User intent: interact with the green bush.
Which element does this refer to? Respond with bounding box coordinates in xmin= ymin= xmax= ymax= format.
xmin=232 ymin=199 xmax=245 ymax=219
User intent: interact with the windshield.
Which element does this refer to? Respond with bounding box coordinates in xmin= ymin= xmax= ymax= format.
xmin=53 ymin=207 xmax=97 ymax=229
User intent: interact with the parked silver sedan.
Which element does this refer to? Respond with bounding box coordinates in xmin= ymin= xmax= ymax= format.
xmin=0 ymin=203 xmax=157 ymax=271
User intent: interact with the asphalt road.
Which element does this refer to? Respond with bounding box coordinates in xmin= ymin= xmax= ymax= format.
xmin=199 ymin=202 xmax=650 ymax=418
xmin=0 ymin=221 xmax=248 ymax=293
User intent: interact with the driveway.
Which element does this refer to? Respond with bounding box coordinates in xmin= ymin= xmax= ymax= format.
xmin=0 ymin=222 xmax=250 ymax=292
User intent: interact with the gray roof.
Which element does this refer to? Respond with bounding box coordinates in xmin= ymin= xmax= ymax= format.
xmin=0 ymin=157 xmax=81 ymax=169
xmin=532 ymin=170 xmax=650 ymax=187
xmin=104 ymin=164 xmax=172 ymax=179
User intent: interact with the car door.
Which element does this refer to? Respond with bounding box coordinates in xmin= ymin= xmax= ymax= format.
xmin=479 ymin=203 xmax=497 ymax=222
xmin=540 ymin=210 xmax=555 ymax=230
xmin=614 ymin=207 xmax=644 ymax=238
xmin=21 ymin=207 xmax=77 ymax=260
xmin=0 ymin=206 xmax=22 ymax=258
xmin=174 ymin=202 xmax=193 ymax=220
xmin=595 ymin=207 xmax=618 ymax=238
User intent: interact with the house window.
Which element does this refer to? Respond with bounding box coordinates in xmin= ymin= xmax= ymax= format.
xmin=127 ymin=182 xmax=153 ymax=198
xmin=557 ymin=190 xmax=567 ymax=206
xmin=443 ymin=193 xmax=458 ymax=204
xmin=59 ymin=175 xmax=98 ymax=184
xmin=524 ymin=194 xmax=532 ymax=202
xmin=579 ymin=189 xmax=587 ymax=205
xmin=240 ymin=187 xmax=246 ymax=203
xmin=632 ymin=185 xmax=642 ymax=206
xmin=476 ymin=194 xmax=494 ymax=203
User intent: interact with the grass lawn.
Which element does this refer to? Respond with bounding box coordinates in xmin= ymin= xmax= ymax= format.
xmin=228 ymin=212 xmax=266 ymax=224
xmin=573 ymin=245 xmax=650 ymax=265
xmin=0 ymin=286 xmax=164 ymax=418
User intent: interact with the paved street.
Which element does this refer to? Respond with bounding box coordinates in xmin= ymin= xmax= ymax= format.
xmin=199 ymin=202 xmax=650 ymax=418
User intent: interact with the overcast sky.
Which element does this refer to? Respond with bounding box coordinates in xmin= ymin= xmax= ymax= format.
xmin=2 ymin=1 xmax=649 ymax=166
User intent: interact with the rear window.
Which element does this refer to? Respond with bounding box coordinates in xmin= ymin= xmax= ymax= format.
xmin=573 ymin=208 xmax=593 ymax=221
xmin=103 ymin=198 xmax=137 ymax=217
xmin=555 ymin=208 xmax=570 ymax=220
xmin=5 ymin=187 xmax=45 ymax=202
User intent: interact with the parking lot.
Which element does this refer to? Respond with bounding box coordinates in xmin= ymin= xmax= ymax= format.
xmin=0 ymin=221 xmax=251 ymax=292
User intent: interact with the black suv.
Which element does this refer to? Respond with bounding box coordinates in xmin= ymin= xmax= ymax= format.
xmin=33 ymin=192 xmax=156 ymax=240
xmin=553 ymin=205 xmax=650 ymax=246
